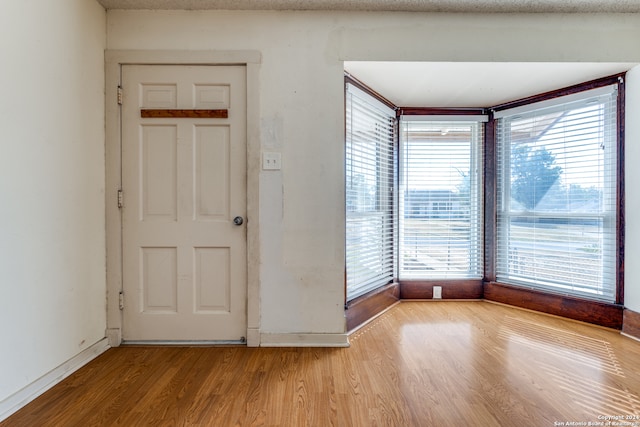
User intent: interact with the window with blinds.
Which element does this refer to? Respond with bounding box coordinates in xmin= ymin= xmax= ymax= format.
xmin=399 ymin=118 xmax=484 ymax=279
xmin=495 ymin=85 xmax=618 ymax=302
xmin=345 ymin=83 xmax=396 ymax=301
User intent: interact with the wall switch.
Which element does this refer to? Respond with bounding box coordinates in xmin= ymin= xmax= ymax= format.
xmin=433 ymin=286 xmax=442 ymax=299
xmin=262 ymin=152 xmax=282 ymax=170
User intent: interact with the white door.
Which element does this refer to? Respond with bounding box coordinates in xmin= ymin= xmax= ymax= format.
xmin=121 ymin=65 xmax=247 ymax=342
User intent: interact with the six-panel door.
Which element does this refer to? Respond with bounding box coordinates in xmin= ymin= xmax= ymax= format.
xmin=121 ymin=65 xmax=247 ymax=342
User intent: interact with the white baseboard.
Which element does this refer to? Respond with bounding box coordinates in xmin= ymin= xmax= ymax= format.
xmin=246 ymin=328 xmax=261 ymax=347
xmin=0 ymin=338 xmax=110 ymax=422
xmin=260 ymin=333 xmax=350 ymax=347
xmin=106 ymin=328 xmax=121 ymax=347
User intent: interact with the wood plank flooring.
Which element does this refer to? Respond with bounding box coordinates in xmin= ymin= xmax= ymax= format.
xmin=3 ymin=301 xmax=640 ymax=426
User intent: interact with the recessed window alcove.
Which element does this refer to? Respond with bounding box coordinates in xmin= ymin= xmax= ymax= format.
xmin=344 ymin=62 xmax=634 ymax=331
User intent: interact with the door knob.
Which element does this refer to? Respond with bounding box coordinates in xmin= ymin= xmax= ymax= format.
xmin=233 ymin=216 xmax=244 ymax=226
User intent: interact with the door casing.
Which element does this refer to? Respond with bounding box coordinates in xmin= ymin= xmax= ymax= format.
xmin=105 ymin=50 xmax=262 ymax=347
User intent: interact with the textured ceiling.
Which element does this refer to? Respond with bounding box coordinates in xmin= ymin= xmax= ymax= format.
xmin=97 ymin=0 xmax=640 ymax=13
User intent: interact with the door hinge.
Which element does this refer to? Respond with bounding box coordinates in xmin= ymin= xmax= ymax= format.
xmin=117 ymin=86 xmax=123 ymax=105
xmin=117 ymin=189 xmax=124 ymax=208
xmin=119 ymin=291 xmax=124 ymax=310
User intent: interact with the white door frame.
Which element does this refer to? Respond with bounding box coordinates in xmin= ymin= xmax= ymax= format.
xmin=105 ymin=50 xmax=262 ymax=347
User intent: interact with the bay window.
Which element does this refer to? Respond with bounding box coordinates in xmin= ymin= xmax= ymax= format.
xmin=345 ymin=73 xmax=623 ymax=313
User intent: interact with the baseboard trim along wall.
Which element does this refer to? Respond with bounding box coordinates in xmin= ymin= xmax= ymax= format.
xmin=0 ymin=338 xmax=110 ymax=422
xmin=346 ymin=283 xmax=400 ymax=332
xmin=484 ymin=282 xmax=623 ymax=329
xmin=622 ymin=308 xmax=640 ymax=341
xmin=259 ymin=333 xmax=350 ymax=347
xmin=400 ymin=280 xmax=484 ymax=300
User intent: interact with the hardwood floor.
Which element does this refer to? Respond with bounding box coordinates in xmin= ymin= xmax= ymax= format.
xmin=3 ymin=301 xmax=640 ymax=426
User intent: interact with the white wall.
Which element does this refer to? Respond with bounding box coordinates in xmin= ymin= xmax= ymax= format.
xmin=625 ymin=65 xmax=640 ymax=313
xmin=106 ymin=10 xmax=640 ymax=335
xmin=0 ymin=0 xmax=106 ymax=407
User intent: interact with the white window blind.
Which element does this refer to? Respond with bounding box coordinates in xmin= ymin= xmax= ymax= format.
xmin=345 ymin=83 xmax=396 ymax=301
xmin=399 ymin=119 xmax=484 ymax=279
xmin=495 ymin=85 xmax=618 ymax=302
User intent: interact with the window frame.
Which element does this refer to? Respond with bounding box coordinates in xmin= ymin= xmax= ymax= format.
xmin=486 ymin=74 xmax=625 ymax=308
xmin=398 ymin=116 xmax=486 ymax=281
xmin=344 ymin=78 xmax=397 ymax=302
xmin=494 ymin=85 xmax=618 ymax=302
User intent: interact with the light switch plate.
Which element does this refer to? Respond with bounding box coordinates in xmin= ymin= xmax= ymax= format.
xmin=263 ymin=152 xmax=282 ymax=170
